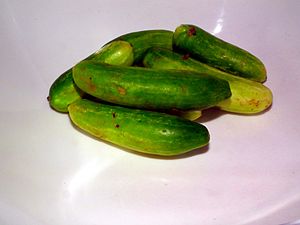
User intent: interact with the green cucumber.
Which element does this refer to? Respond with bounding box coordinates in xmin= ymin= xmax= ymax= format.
xmin=72 ymin=60 xmax=232 ymax=110
xmin=68 ymin=99 xmax=209 ymax=156
xmin=86 ymin=40 xmax=134 ymax=65
xmin=48 ymin=40 xmax=134 ymax=112
xmin=143 ymin=47 xmax=272 ymax=114
xmin=48 ymin=69 xmax=84 ymax=112
xmin=173 ymin=24 xmax=267 ymax=82
xmin=111 ymin=30 xmax=173 ymax=64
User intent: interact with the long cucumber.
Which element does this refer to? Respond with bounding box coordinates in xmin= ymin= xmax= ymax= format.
xmin=72 ymin=60 xmax=232 ymax=110
xmin=143 ymin=47 xmax=272 ymax=114
xmin=173 ymin=24 xmax=267 ymax=82
xmin=68 ymin=99 xmax=209 ymax=156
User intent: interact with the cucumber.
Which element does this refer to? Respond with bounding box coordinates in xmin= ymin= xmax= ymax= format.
xmin=110 ymin=30 xmax=173 ymax=64
xmin=68 ymin=99 xmax=209 ymax=156
xmin=143 ymin=47 xmax=272 ymax=114
xmin=173 ymin=24 xmax=267 ymax=82
xmin=48 ymin=40 xmax=134 ymax=112
xmin=48 ymin=69 xmax=84 ymax=112
xmin=72 ymin=60 xmax=232 ymax=110
xmin=87 ymin=40 xmax=134 ymax=65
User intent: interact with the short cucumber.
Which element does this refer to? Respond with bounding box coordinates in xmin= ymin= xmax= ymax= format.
xmin=68 ymin=99 xmax=209 ymax=156
xmin=48 ymin=40 xmax=134 ymax=112
xmin=110 ymin=30 xmax=173 ymax=64
xmin=72 ymin=60 xmax=232 ymax=110
xmin=173 ymin=24 xmax=267 ymax=82
xmin=143 ymin=47 xmax=272 ymax=114
xmin=86 ymin=40 xmax=134 ymax=65
xmin=48 ymin=69 xmax=84 ymax=112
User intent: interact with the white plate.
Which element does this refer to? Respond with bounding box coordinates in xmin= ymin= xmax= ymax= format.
xmin=1 ymin=1 xmax=300 ymax=225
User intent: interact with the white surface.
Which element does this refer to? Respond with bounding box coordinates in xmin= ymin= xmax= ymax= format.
xmin=1 ymin=0 xmax=300 ymax=225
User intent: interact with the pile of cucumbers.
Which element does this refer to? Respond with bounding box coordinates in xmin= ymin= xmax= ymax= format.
xmin=48 ymin=24 xmax=273 ymax=156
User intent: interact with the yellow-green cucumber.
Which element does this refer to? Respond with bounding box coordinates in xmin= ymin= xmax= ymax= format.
xmin=68 ymin=99 xmax=209 ymax=156
xmin=72 ymin=60 xmax=232 ymax=110
xmin=143 ymin=47 xmax=272 ymax=114
xmin=173 ymin=24 xmax=267 ymax=82
xmin=110 ymin=30 xmax=173 ymax=64
xmin=48 ymin=40 xmax=134 ymax=112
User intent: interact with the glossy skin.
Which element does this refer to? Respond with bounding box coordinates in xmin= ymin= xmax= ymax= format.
xmin=68 ymin=99 xmax=209 ymax=156
xmin=48 ymin=41 xmax=134 ymax=112
xmin=143 ymin=47 xmax=273 ymax=114
xmin=72 ymin=60 xmax=232 ymax=110
xmin=111 ymin=30 xmax=173 ymax=64
xmin=173 ymin=24 xmax=267 ymax=82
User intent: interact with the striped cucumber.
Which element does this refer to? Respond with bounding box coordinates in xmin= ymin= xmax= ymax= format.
xmin=68 ymin=99 xmax=209 ymax=156
xmin=48 ymin=40 xmax=134 ymax=112
xmin=72 ymin=60 xmax=232 ymax=110
xmin=173 ymin=24 xmax=267 ymax=82
xmin=143 ymin=47 xmax=272 ymax=114
xmin=111 ymin=30 xmax=173 ymax=64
